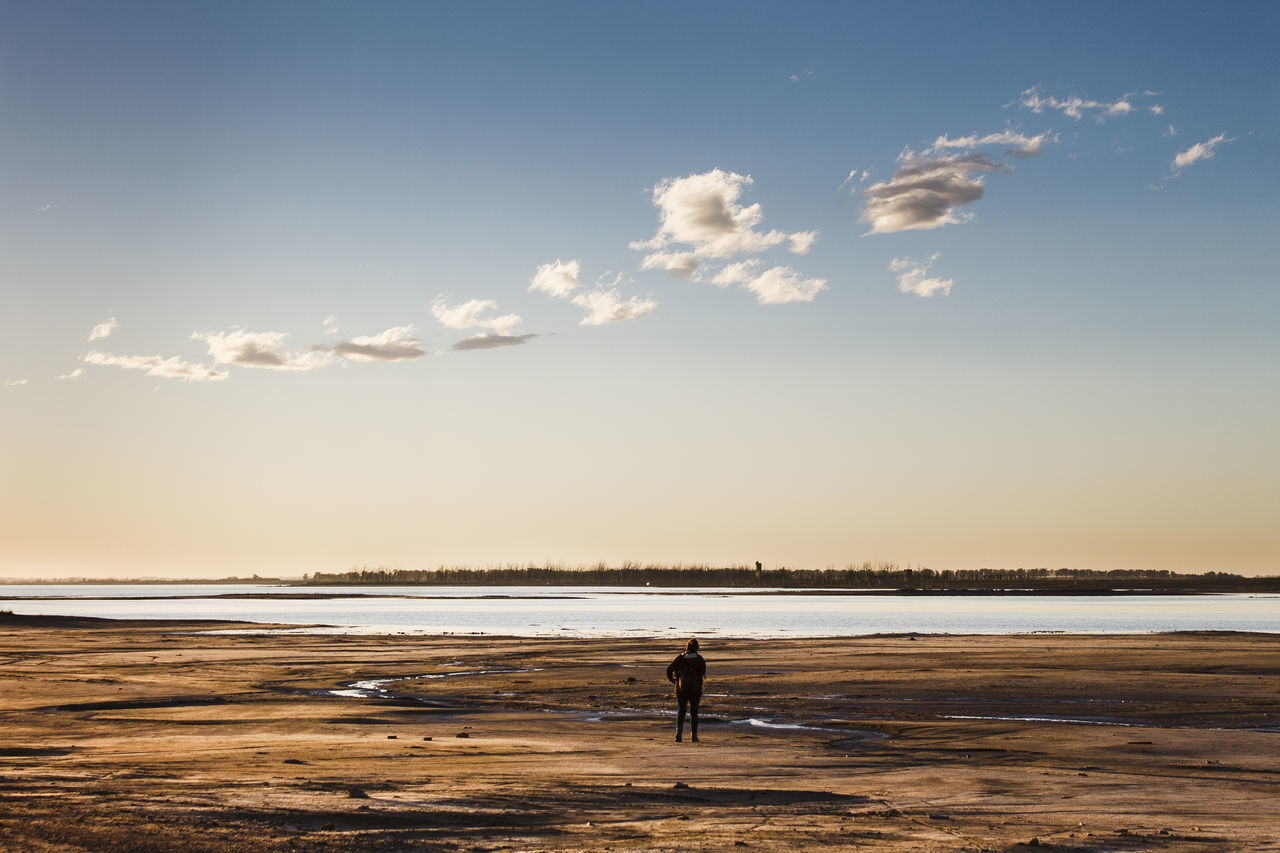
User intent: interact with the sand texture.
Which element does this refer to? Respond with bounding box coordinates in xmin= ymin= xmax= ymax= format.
xmin=0 ymin=619 xmax=1276 ymax=851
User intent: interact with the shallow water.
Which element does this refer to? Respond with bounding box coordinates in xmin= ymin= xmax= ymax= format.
xmin=940 ymin=714 xmax=1280 ymax=733
xmin=327 ymin=667 xmax=542 ymax=699
xmin=1 ymin=584 xmax=1277 ymax=637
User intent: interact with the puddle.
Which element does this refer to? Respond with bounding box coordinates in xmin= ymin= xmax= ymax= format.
xmin=728 ymin=717 xmax=888 ymax=739
xmin=941 ymin=714 xmax=1280 ymax=732
xmin=326 ymin=668 xmax=543 ymax=700
xmin=942 ymin=713 xmax=1141 ymax=727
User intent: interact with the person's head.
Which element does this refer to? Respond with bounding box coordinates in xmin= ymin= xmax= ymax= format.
xmin=686 ymin=638 xmax=699 ymax=653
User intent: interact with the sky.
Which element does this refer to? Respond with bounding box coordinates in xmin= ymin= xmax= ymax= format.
xmin=2 ymin=1 xmax=1277 ymax=579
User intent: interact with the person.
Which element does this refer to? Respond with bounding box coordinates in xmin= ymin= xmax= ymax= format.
xmin=665 ymin=638 xmax=706 ymax=742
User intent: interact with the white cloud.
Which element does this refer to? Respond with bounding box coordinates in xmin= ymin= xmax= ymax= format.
xmin=83 ymin=351 xmax=227 ymax=382
xmin=629 ymin=168 xmax=815 ymax=261
xmin=570 ymin=288 xmax=658 ymax=326
xmin=927 ymin=129 xmax=1057 ymax=158
xmin=529 ymin=259 xmax=582 ymax=298
xmin=430 ymin=298 xmax=523 ymax=336
xmin=323 ymin=314 xmax=339 ymax=335
xmin=639 ymin=251 xmax=699 ymax=279
xmin=861 ymin=153 xmax=1009 ymax=235
xmin=83 ymin=322 xmax=424 ymax=382
xmin=331 ymin=325 xmax=426 ymax=362
xmin=451 ymin=333 xmax=539 ymax=351
xmin=480 ymin=313 xmax=522 ymax=337
xmin=87 ymin=316 xmax=118 ymax=341
xmin=889 ymin=254 xmax=953 ymax=297
xmin=839 ymin=169 xmax=872 ymax=192
xmin=1018 ymin=86 xmax=1161 ymax=123
xmin=788 ymin=231 xmax=817 ymax=254
xmin=629 ymin=169 xmax=825 ymax=303
xmin=710 ymin=260 xmax=760 ymax=287
xmin=192 ymin=328 xmax=335 ymax=371
xmin=4 ymin=379 xmax=28 ymax=387
xmin=740 ymin=266 xmax=827 ymax=305
xmin=1169 ymin=133 xmax=1232 ymax=176
xmin=529 ymin=260 xmax=657 ymax=326
xmin=431 ymin=298 xmax=498 ymax=329
xmin=709 ymin=260 xmax=826 ymax=304
xmin=58 ymin=368 xmax=84 ymax=381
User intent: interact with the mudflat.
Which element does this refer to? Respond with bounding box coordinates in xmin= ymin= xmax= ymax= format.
xmin=0 ymin=619 xmax=1276 ymax=852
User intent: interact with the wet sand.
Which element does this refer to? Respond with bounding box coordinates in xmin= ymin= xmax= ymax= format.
xmin=0 ymin=619 xmax=1276 ymax=851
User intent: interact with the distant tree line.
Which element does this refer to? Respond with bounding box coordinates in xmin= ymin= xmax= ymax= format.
xmin=297 ymin=563 xmax=1280 ymax=593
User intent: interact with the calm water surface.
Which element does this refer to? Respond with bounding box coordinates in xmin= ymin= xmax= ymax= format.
xmin=2 ymin=585 xmax=1277 ymax=637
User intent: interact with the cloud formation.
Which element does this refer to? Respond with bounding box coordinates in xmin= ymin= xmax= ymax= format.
xmin=742 ymin=266 xmax=827 ymax=305
xmin=626 ymin=169 xmax=827 ymax=306
xmin=58 ymin=368 xmax=84 ymax=381
xmin=83 ymin=351 xmax=227 ymax=382
xmin=528 ymin=259 xmax=582 ymax=298
xmin=927 ymin=129 xmax=1056 ymax=158
xmin=451 ymin=333 xmax=539 ymax=351
xmin=82 ymin=324 xmax=425 ymax=383
xmin=571 ymin=288 xmax=658 ymax=325
xmin=711 ymin=260 xmax=827 ymax=304
xmin=330 ymin=326 xmax=426 ymax=362
xmin=638 ymin=251 xmax=699 ymax=279
xmin=4 ymin=379 xmax=28 ymax=387
xmin=431 ymin=298 xmax=497 ymax=329
xmin=88 ymin=316 xmax=118 ymax=341
xmin=861 ymin=153 xmax=1009 ymax=234
xmin=193 ymin=329 xmax=334 ymax=371
xmin=709 ymin=261 xmax=757 ymax=288
xmin=1018 ymin=86 xmax=1161 ymax=122
xmin=889 ymin=254 xmax=953 ymax=297
xmin=630 ymin=168 xmax=815 ymax=262
xmin=1169 ymin=133 xmax=1232 ymax=176
xmin=431 ymin=298 xmax=522 ymax=336
xmin=788 ymin=231 xmax=818 ymax=254
xmin=532 ymin=261 xmax=658 ymax=325
xmin=839 ymin=169 xmax=872 ymax=192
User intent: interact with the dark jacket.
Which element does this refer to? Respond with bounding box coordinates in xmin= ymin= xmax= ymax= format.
xmin=666 ymin=652 xmax=706 ymax=699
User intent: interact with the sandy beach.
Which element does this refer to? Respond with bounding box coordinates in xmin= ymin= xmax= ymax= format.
xmin=0 ymin=618 xmax=1276 ymax=851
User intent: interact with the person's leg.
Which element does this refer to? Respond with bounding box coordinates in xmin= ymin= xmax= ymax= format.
xmin=676 ymin=694 xmax=688 ymax=741
xmin=690 ymin=696 xmax=700 ymax=742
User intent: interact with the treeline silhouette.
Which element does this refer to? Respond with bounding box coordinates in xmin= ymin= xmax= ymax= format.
xmin=299 ymin=564 xmax=1279 ymax=593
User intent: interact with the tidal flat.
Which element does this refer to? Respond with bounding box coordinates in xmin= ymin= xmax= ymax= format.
xmin=0 ymin=617 xmax=1276 ymax=851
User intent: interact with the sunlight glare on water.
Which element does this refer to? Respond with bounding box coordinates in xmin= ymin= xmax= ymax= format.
xmin=1 ymin=585 xmax=1277 ymax=637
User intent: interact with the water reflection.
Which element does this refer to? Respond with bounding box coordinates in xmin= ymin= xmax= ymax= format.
xmin=1 ymin=585 xmax=1277 ymax=637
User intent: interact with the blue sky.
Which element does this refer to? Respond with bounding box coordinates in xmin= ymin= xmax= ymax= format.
xmin=2 ymin=1 xmax=1277 ymax=577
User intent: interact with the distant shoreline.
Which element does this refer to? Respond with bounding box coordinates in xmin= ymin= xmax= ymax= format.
xmin=4 ymin=565 xmax=1278 ymax=594
xmin=4 ymin=587 xmax=1280 ymax=601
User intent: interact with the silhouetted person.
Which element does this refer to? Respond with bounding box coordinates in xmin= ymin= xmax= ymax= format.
xmin=666 ymin=638 xmax=706 ymax=742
